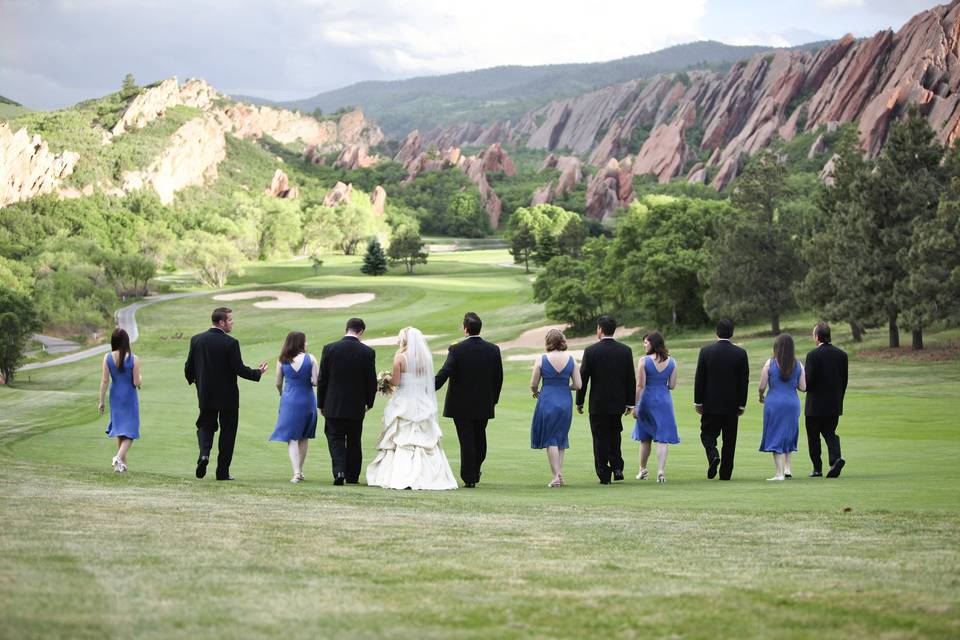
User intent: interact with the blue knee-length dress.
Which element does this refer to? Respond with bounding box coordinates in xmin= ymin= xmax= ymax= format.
xmin=105 ymin=353 xmax=140 ymax=439
xmin=632 ymin=356 xmax=680 ymax=444
xmin=270 ymin=359 xmax=318 ymax=442
xmin=759 ymin=359 xmax=802 ymax=454
xmin=530 ymin=354 xmax=574 ymax=449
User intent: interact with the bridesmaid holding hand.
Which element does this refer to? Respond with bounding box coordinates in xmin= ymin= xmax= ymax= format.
xmin=98 ymin=328 xmax=141 ymax=472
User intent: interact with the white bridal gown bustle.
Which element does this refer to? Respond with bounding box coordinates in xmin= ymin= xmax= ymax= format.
xmin=366 ymin=330 xmax=457 ymax=490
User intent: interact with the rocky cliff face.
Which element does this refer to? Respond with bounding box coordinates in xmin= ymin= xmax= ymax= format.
xmin=1 ymin=77 xmax=386 ymax=208
xmin=0 ymin=122 xmax=79 ymax=207
xmin=420 ymin=1 xmax=960 ymax=201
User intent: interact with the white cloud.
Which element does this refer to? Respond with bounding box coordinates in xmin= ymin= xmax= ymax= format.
xmin=311 ymin=0 xmax=708 ymax=75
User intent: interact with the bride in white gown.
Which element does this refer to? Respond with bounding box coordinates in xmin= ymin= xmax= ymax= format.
xmin=366 ymin=327 xmax=458 ymax=490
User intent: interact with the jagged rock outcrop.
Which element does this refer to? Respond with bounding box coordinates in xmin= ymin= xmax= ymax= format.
xmin=687 ymin=163 xmax=708 ymax=184
xmin=531 ymin=183 xmax=554 ymax=206
xmin=121 ymin=115 xmax=226 ymax=204
xmin=631 ymin=102 xmax=697 ymax=183
xmin=334 ymin=144 xmax=379 ymax=170
xmin=111 ymin=77 xmax=221 ymax=137
xmin=585 ymin=158 xmax=634 ymax=221
xmin=0 ymin=123 xmax=79 ymax=207
xmin=322 ymin=181 xmax=353 ymax=207
xmin=370 ymin=185 xmax=387 ymax=216
xmin=532 ymin=154 xmax=583 ymax=205
xmin=264 ymin=169 xmax=298 ymax=198
xmin=394 ymin=130 xmax=423 ymax=167
xmin=336 ymin=109 xmax=385 ymax=147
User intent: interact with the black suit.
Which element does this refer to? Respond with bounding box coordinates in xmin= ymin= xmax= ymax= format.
xmin=804 ymin=342 xmax=848 ymax=472
xmin=575 ymin=338 xmax=635 ymax=482
xmin=694 ymin=339 xmax=749 ymax=480
xmin=435 ymin=335 xmax=503 ymax=485
xmin=184 ymin=328 xmax=262 ymax=479
xmin=317 ymin=335 xmax=377 ymax=482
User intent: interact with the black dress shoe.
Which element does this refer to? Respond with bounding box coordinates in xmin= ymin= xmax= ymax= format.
xmin=613 ymin=470 xmax=624 ymax=482
xmin=333 ymin=473 xmax=345 ymax=486
xmin=464 ymin=482 xmax=476 ymax=488
xmin=707 ymin=457 xmax=720 ymax=479
xmin=826 ymin=458 xmax=845 ymax=478
xmin=346 ymin=480 xmax=359 ymax=485
xmin=195 ymin=456 xmax=208 ymax=479
xmin=216 ymin=475 xmax=235 ymax=481
xmin=599 ymin=479 xmax=611 ymax=485
xmin=808 ymin=470 xmax=822 ymax=478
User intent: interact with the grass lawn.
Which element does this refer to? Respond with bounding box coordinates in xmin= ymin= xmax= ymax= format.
xmin=1 ymin=250 xmax=958 ymax=638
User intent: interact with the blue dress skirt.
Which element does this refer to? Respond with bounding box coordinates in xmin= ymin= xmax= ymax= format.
xmin=632 ymin=356 xmax=680 ymax=444
xmin=759 ymin=359 xmax=802 ymax=454
xmin=530 ymin=355 xmax=574 ymax=449
xmin=270 ymin=360 xmax=318 ymax=442
xmin=105 ymin=353 xmax=140 ymax=439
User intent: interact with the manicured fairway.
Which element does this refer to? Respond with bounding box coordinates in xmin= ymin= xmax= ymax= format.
xmin=1 ymin=251 xmax=958 ymax=639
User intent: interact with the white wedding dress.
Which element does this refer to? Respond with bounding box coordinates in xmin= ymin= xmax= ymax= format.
xmin=365 ymin=329 xmax=457 ymax=490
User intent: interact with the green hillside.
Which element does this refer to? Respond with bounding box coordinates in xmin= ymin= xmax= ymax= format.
xmin=0 ymin=94 xmax=32 ymax=121
xmin=265 ymin=41 xmax=818 ymax=136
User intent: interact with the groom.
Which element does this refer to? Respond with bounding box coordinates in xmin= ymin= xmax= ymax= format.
xmin=317 ymin=317 xmax=377 ymax=485
xmin=435 ymin=312 xmax=503 ymax=488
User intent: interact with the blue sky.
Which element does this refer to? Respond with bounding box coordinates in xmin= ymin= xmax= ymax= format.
xmin=0 ymin=0 xmax=942 ymax=109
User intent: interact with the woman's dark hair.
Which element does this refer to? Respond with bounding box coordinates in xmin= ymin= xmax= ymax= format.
xmin=279 ymin=331 xmax=306 ymax=364
xmin=111 ymin=328 xmax=131 ymax=372
xmin=773 ymin=333 xmax=796 ymax=381
xmin=644 ymin=331 xmax=669 ymax=362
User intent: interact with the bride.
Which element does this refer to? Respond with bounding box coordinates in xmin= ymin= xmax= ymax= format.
xmin=366 ymin=327 xmax=458 ymax=490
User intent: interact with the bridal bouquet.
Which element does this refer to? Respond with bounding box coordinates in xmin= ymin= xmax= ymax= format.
xmin=377 ymin=371 xmax=395 ymax=396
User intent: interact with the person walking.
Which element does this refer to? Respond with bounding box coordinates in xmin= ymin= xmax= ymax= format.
xmin=184 ymin=307 xmax=267 ymax=481
xmin=694 ymin=319 xmax=749 ymax=481
xmin=759 ymin=333 xmax=806 ymax=481
xmin=317 ymin=317 xmax=377 ymax=486
xmin=631 ymin=331 xmax=679 ymax=484
xmin=576 ymin=315 xmax=636 ymax=485
xmin=98 ymin=328 xmax=141 ymax=472
xmin=269 ymin=331 xmax=318 ymax=483
xmin=804 ymin=322 xmax=848 ymax=478
xmin=530 ymin=328 xmax=582 ymax=487
xmin=435 ymin=312 xmax=504 ymax=488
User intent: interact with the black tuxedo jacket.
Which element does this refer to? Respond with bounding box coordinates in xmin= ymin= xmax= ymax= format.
xmin=435 ymin=336 xmax=503 ymax=420
xmin=184 ymin=328 xmax=262 ymax=410
xmin=693 ymin=339 xmax=750 ymax=415
xmin=575 ymin=338 xmax=635 ymax=415
xmin=804 ymin=343 xmax=848 ymax=416
xmin=317 ymin=336 xmax=377 ymax=420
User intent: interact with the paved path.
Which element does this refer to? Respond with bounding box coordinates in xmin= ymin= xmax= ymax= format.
xmin=20 ymin=292 xmax=210 ymax=372
xmin=30 ymin=334 xmax=81 ymax=355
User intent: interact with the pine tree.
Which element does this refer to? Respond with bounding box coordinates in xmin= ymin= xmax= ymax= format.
xmin=509 ymin=221 xmax=536 ymax=272
xmin=360 ymin=238 xmax=388 ymax=276
xmin=861 ymin=106 xmax=944 ymax=348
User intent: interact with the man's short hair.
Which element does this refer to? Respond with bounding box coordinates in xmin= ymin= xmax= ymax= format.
xmin=463 ymin=312 xmax=482 ymax=336
xmin=346 ymin=317 xmax=366 ymax=334
xmin=716 ymin=319 xmax=734 ymax=339
xmin=212 ymin=307 xmax=232 ymax=325
xmin=597 ymin=315 xmax=616 ymax=336
xmin=814 ymin=321 xmax=831 ymax=344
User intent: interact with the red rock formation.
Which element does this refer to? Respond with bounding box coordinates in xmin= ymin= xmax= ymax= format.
xmin=333 ymin=144 xmax=379 ymax=170
xmin=478 ymin=143 xmax=517 ymax=176
xmin=264 ymin=169 xmax=298 ymax=198
xmin=585 ymin=158 xmax=634 ymax=221
xmin=0 ymin=123 xmax=79 ymax=207
xmin=394 ymin=130 xmax=422 ymax=168
xmin=531 ymin=182 xmax=554 ymax=206
xmin=322 ymin=181 xmax=353 ymax=208
xmin=370 ymin=185 xmax=387 ymax=216
xmin=632 ymin=102 xmax=696 ymax=183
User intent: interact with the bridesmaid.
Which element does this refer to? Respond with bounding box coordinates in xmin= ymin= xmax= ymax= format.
xmin=631 ymin=331 xmax=679 ymax=483
xmin=759 ymin=333 xmax=806 ymax=481
xmin=269 ymin=332 xmax=318 ymax=483
xmin=529 ymin=329 xmax=582 ymax=487
xmin=98 ymin=328 xmax=141 ymax=472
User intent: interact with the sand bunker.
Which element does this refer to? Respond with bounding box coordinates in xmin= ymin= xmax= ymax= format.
xmin=498 ymin=324 xmax=641 ymax=351
xmin=212 ymin=290 xmax=375 ymax=309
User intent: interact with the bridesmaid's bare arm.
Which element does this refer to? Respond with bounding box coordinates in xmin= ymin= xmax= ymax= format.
xmin=529 ymin=357 xmax=542 ymax=398
xmin=569 ymin=356 xmax=582 ymax=391
xmin=98 ymin=354 xmax=110 ymax=414
xmin=132 ymin=355 xmax=142 ymax=388
xmin=668 ymin=358 xmax=677 ymax=390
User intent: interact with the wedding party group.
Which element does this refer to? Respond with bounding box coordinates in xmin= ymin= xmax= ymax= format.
xmin=97 ymin=308 xmax=848 ymax=489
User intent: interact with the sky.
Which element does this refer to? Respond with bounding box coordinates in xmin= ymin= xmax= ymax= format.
xmin=0 ymin=0 xmax=944 ymax=109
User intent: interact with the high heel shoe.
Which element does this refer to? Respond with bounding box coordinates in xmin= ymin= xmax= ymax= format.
xmin=636 ymin=468 xmax=648 ymax=480
xmin=111 ymin=456 xmax=120 ymax=472
xmin=657 ymin=472 xmax=665 ymax=484
xmin=766 ymin=475 xmax=784 ymax=481
xmin=547 ymin=476 xmax=562 ymax=488
xmin=117 ymin=461 xmax=127 ymax=473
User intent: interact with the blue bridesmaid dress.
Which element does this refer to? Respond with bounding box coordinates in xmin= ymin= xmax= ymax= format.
xmin=530 ymin=354 xmax=574 ymax=449
xmin=270 ymin=359 xmax=318 ymax=442
xmin=105 ymin=353 xmax=140 ymax=439
xmin=632 ymin=357 xmax=680 ymax=444
xmin=759 ymin=359 xmax=802 ymax=454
